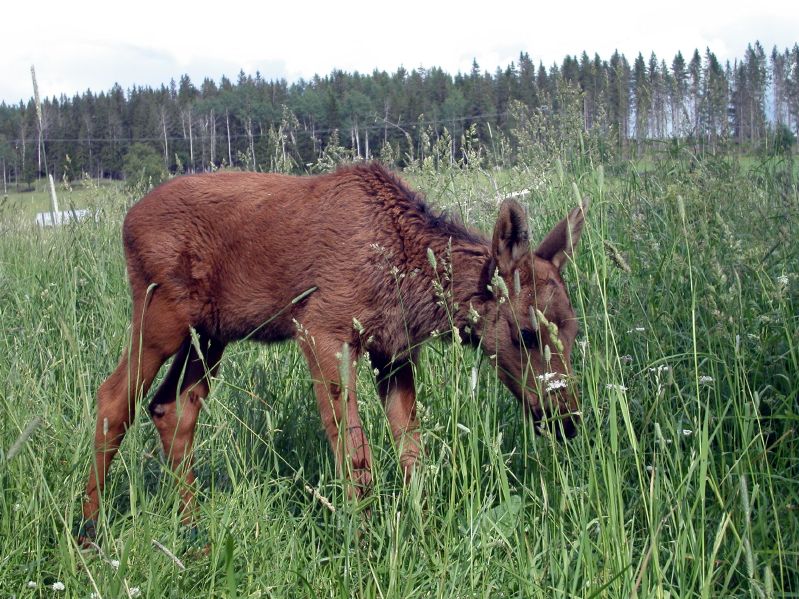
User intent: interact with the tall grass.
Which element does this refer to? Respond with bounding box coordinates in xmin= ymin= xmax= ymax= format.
xmin=1 ymin=149 xmax=796 ymax=597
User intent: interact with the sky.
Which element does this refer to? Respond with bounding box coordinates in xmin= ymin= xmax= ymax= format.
xmin=2 ymin=0 xmax=798 ymax=105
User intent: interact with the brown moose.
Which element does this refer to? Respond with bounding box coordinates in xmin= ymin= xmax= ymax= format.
xmin=80 ymin=163 xmax=588 ymax=538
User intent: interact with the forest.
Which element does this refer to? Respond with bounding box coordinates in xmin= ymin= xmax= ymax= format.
xmin=0 ymin=40 xmax=797 ymax=187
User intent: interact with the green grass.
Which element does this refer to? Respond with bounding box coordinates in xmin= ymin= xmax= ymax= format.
xmin=1 ymin=149 xmax=797 ymax=597
xmin=0 ymin=178 xmax=121 ymax=222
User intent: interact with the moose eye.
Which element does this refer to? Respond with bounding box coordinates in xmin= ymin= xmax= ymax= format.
xmin=520 ymin=329 xmax=538 ymax=348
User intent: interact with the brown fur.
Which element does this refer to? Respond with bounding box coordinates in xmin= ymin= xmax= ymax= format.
xmin=81 ymin=163 xmax=587 ymax=534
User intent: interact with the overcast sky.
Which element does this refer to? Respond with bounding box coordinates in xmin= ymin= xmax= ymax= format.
xmin=2 ymin=0 xmax=797 ymax=105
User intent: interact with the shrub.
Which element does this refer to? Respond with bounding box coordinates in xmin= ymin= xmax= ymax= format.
xmin=122 ymin=143 xmax=167 ymax=187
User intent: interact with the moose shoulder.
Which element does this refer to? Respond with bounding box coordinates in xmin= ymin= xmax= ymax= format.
xmin=81 ymin=163 xmax=588 ymax=539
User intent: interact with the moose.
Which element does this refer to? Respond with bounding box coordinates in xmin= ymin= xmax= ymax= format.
xmin=80 ymin=163 xmax=588 ymax=540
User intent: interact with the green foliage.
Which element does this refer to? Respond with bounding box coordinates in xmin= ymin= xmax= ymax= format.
xmin=122 ymin=143 xmax=166 ymax=188
xmin=770 ymin=123 xmax=797 ymax=156
xmin=0 ymin=146 xmax=797 ymax=596
xmin=1 ymin=39 xmax=796 ymax=187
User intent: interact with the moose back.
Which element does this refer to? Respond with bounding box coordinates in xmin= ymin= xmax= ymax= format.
xmin=81 ymin=163 xmax=588 ymax=537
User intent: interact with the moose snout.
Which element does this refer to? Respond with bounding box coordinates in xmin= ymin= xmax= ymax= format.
xmin=526 ymin=385 xmax=581 ymax=440
xmin=555 ymin=406 xmax=581 ymax=439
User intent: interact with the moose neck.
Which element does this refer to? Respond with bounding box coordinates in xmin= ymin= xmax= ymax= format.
xmin=420 ymin=230 xmax=493 ymax=344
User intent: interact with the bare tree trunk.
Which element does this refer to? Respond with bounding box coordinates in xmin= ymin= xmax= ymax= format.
xmin=2 ymin=157 xmax=7 ymax=195
xmin=225 ymin=110 xmax=233 ymax=166
xmin=188 ymin=111 xmax=194 ymax=173
xmin=364 ymin=128 xmax=369 ymax=160
xmin=245 ymin=118 xmax=256 ymax=170
xmin=210 ymin=109 xmax=216 ymax=166
xmin=161 ymin=111 xmax=169 ymax=168
xmin=200 ymin=116 xmax=207 ymax=171
xmin=384 ymin=102 xmax=389 ymax=145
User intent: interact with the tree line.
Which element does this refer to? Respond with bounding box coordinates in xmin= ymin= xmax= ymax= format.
xmin=1 ymin=40 xmax=797 ymax=187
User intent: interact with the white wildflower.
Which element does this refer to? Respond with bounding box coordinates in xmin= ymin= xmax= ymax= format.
xmin=627 ymin=326 xmax=646 ymax=333
xmin=130 ymin=587 xmax=142 ymax=598
xmin=52 ymin=581 xmax=65 ymax=591
xmin=110 ymin=559 xmax=120 ymax=569
xmin=699 ymin=375 xmax=714 ymax=385
xmin=620 ymin=354 xmax=633 ymax=364
xmin=537 ymin=372 xmax=558 ymax=383
xmin=682 ymin=429 xmax=693 ymax=436
xmin=27 ymin=581 xmax=37 ymax=588
xmin=13 ymin=503 xmax=21 ymax=511
xmin=605 ymin=384 xmax=628 ymax=392
xmin=546 ymin=379 xmax=568 ymax=393
xmin=776 ymin=274 xmax=789 ymax=286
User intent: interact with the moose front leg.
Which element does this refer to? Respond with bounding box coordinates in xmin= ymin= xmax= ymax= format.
xmin=300 ymin=335 xmax=372 ymax=498
xmin=372 ymin=354 xmax=421 ymax=483
xmin=148 ymin=334 xmax=226 ymax=522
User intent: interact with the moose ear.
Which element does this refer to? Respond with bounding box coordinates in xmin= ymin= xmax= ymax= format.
xmin=492 ymin=199 xmax=530 ymax=274
xmin=534 ymin=198 xmax=590 ymax=271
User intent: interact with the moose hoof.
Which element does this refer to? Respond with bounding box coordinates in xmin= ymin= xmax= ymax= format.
xmin=351 ymin=467 xmax=373 ymax=498
xmin=76 ymin=519 xmax=97 ymax=547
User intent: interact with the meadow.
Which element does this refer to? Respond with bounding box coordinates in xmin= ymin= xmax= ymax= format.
xmin=0 ymin=146 xmax=797 ymax=597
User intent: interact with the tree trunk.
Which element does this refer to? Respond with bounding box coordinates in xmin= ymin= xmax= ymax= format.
xmin=210 ymin=109 xmax=216 ymax=167
xmin=188 ymin=111 xmax=194 ymax=173
xmin=246 ymin=118 xmax=256 ymax=170
xmin=226 ymin=110 xmax=233 ymax=166
xmin=161 ymin=113 xmax=169 ymax=168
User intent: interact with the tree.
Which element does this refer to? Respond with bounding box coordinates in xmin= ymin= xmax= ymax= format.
xmin=789 ymin=45 xmax=799 ymax=134
xmin=123 ymin=142 xmax=167 ymax=187
xmin=701 ymin=48 xmax=728 ymax=146
xmin=688 ymin=49 xmax=702 ymax=137
xmin=608 ymin=51 xmax=631 ymax=151
xmin=633 ymin=53 xmax=650 ymax=148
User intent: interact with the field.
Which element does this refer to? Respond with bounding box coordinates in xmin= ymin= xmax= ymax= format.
xmin=1 ymin=148 xmax=797 ymax=597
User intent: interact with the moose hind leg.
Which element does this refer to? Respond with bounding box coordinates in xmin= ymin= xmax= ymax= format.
xmin=148 ymin=334 xmax=225 ymax=521
xmin=82 ymin=292 xmax=188 ymax=536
